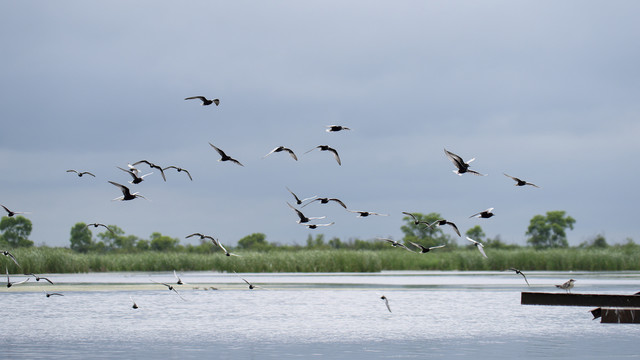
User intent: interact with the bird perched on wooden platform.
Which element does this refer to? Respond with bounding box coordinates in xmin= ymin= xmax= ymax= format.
xmin=466 ymin=236 xmax=488 ymax=258
xmin=305 ymin=145 xmax=341 ymax=165
xmin=444 ymin=148 xmax=486 ymax=176
xmin=209 ymin=143 xmax=244 ymax=166
xmin=555 ymin=279 xmax=576 ymax=293
xmin=503 ymin=173 xmax=540 ymax=188
xmin=469 ymin=208 xmax=495 ymax=219
xmin=185 ymin=96 xmax=219 ymax=106
xmin=66 ymin=169 xmax=95 ymax=177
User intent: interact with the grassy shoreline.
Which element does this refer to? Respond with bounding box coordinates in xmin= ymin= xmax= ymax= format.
xmin=4 ymin=247 xmax=640 ymax=274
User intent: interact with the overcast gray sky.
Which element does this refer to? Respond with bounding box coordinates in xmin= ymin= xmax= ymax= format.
xmin=1 ymin=1 xmax=639 ymax=248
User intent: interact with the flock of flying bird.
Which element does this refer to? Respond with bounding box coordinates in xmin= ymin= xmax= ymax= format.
xmin=1 ymin=94 xmax=576 ymax=310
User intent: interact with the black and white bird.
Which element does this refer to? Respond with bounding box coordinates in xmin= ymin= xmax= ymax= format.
xmin=506 ymin=268 xmax=530 ymax=286
xmin=555 ymin=279 xmax=576 ymax=293
xmin=108 ymin=181 xmax=146 ymax=201
xmin=263 ymin=146 xmax=298 ymax=161
xmin=302 ymin=197 xmax=347 ymax=209
xmin=429 ymin=219 xmax=461 ymax=237
xmin=174 ymin=270 xmax=184 ymax=285
xmin=26 ymin=273 xmax=54 ymax=284
xmin=286 ymin=187 xmax=317 ymax=206
xmin=209 ymin=143 xmax=244 ymax=166
xmin=185 ymin=96 xmax=219 ymax=106
xmin=44 ymin=291 xmax=64 ymax=297
xmin=0 ymin=204 xmax=30 ymax=217
xmin=6 ymin=267 xmax=29 ymax=288
xmin=117 ymin=165 xmax=152 ymax=184
xmin=214 ymin=239 xmax=240 ymax=257
xmin=380 ymin=295 xmax=392 ymax=313
xmin=409 ymin=242 xmax=446 ymax=253
xmin=186 ymin=233 xmax=216 ymax=242
xmin=301 ymin=222 xmax=335 ymax=229
xmin=348 ymin=210 xmax=389 ymax=218
xmin=287 ymin=202 xmax=326 ymax=224
xmin=469 ymin=208 xmax=495 ymax=219
xmin=504 ymin=173 xmax=540 ymax=188
xmin=66 ymin=169 xmax=96 ymax=177
xmin=402 ymin=212 xmax=433 ymax=227
xmin=163 ymin=166 xmax=193 ymax=181
xmin=466 ymin=236 xmax=488 ymax=258
xmin=305 ymin=145 xmax=341 ymax=165
xmin=326 ymin=125 xmax=351 ymax=132
xmin=379 ymin=238 xmax=414 ymax=252
xmin=130 ymin=296 xmax=139 ymax=309
xmin=444 ymin=148 xmax=486 ymax=176
xmin=86 ymin=223 xmax=115 ymax=234
xmin=234 ymin=273 xmax=262 ymax=290
xmin=2 ymin=250 xmax=21 ymax=268
xmin=133 ymin=160 xmax=166 ymax=181
xmin=152 ymin=280 xmax=186 ymax=300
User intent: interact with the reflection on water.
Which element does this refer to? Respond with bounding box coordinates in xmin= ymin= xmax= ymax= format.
xmin=0 ymin=271 xmax=639 ymax=359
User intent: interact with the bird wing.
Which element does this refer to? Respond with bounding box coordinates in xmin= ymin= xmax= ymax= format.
xmin=446 ymin=222 xmax=461 ymax=236
xmin=108 ymin=181 xmax=131 ymax=195
xmin=12 ymin=277 xmax=29 ymax=286
xmin=209 ymin=143 xmax=226 ymax=158
xmin=185 ymin=96 xmax=206 ymax=101
xmin=263 ymin=147 xmax=280 ymax=158
xmin=229 ymin=157 xmax=244 ymax=167
xmin=467 ymin=169 xmax=487 ymax=176
xmin=66 ymin=169 xmax=78 ymax=174
xmin=41 ymin=276 xmax=54 ymax=285
xmin=476 ymin=244 xmax=488 ymax=258
xmin=520 ymin=272 xmax=530 ymax=286
xmin=82 ymin=172 xmax=96 ymax=177
xmin=430 ymin=244 xmax=446 ymax=250
xmin=284 ymin=148 xmax=298 ymax=161
xmin=327 ymin=148 xmax=341 ymax=165
xmin=329 ymin=198 xmax=347 ymax=209
xmin=212 ymin=99 xmax=220 ymax=106
xmin=444 ymin=148 xmax=465 ymax=170
xmin=402 ymin=212 xmax=419 ymax=224
xmin=186 ymin=233 xmax=204 ymax=239
xmin=286 ymin=187 xmax=302 ymax=204
xmin=4 ymin=252 xmax=21 ymax=267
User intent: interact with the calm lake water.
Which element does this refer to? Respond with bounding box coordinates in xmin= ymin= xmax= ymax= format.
xmin=1 ymin=271 xmax=639 ymax=359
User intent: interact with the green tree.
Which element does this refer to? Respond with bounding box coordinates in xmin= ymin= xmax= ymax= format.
xmin=237 ymin=233 xmax=272 ymax=251
xmin=526 ymin=210 xmax=576 ymax=249
xmin=0 ymin=215 xmax=34 ymax=247
xmin=465 ymin=225 xmax=486 ymax=242
xmin=96 ymin=225 xmax=138 ymax=252
xmin=70 ymin=222 xmax=94 ymax=252
xmin=149 ymin=232 xmax=179 ymax=251
xmin=401 ymin=212 xmax=456 ymax=248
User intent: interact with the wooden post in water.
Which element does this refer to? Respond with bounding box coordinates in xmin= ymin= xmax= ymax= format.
xmin=600 ymin=308 xmax=640 ymax=324
xmin=521 ymin=292 xmax=640 ymax=307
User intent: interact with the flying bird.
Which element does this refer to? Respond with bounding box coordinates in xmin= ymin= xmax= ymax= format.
xmin=130 ymin=296 xmax=139 ymax=309
xmin=152 ymin=280 xmax=186 ymax=300
xmin=466 ymin=237 xmax=488 ymax=258
xmin=379 ymin=238 xmax=414 ymax=252
xmin=163 ymin=166 xmax=193 ymax=181
xmin=26 ymin=273 xmax=54 ymax=285
xmin=305 ymin=145 xmax=341 ymax=165
xmin=348 ymin=210 xmax=389 ymax=218
xmin=263 ymin=146 xmax=298 ymax=161
xmin=504 ymin=173 xmax=540 ymax=188
xmin=173 ymin=270 xmax=184 ymax=285
xmin=186 ymin=233 xmax=215 ymax=241
xmin=444 ymin=148 xmax=486 ymax=176
xmin=326 ymin=125 xmax=351 ymax=132
xmin=286 ymin=187 xmax=317 ymax=205
xmin=133 ymin=160 xmax=166 ymax=181
xmin=506 ymin=268 xmax=530 ymax=286
xmin=429 ymin=219 xmax=461 ymax=237
xmin=469 ymin=208 xmax=495 ymax=219
xmin=6 ymin=267 xmax=29 ymax=288
xmin=555 ymin=279 xmax=576 ymax=293
xmin=0 ymin=204 xmax=30 ymax=217
xmin=86 ymin=223 xmax=115 ymax=234
xmin=409 ymin=242 xmax=446 ymax=253
xmin=301 ymin=222 xmax=335 ymax=229
xmin=214 ymin=239 xmax=240 ymax=257
xmin=185 ymin=96 xmax=219 ymax=106
xmin=66 ymin=169 xmax=95 ymax=177
xmin=402 ymin=212 xmax=433 ymax=227
xmin=117 ymin=165 xmax=152 ymax=184
xmin=44 ymin=291 xmax=64 ymax=297
xmin=380 ymin=295 xmax=392 ymax=313
xmin=287 ymin=202 xmax=326 ymax=224
xmin=2 ymin=251 xmax=21 ymax=268
xmin=234 ymin=273 xmax=263 ymax=290
xmin=209 ymin=143 xmax=244 ymax=166
xmin=108 ymin=181 xmax=147 ymax=201
xmin=302 ymin=197 xmax=347 ymax=209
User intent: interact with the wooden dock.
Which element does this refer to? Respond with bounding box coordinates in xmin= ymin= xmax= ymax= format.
xmin=521 ymin=292 xmax=640 ymax=323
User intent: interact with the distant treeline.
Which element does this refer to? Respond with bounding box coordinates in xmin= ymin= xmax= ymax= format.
xmin=5 ymin=244 xmax=640 ymax=274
